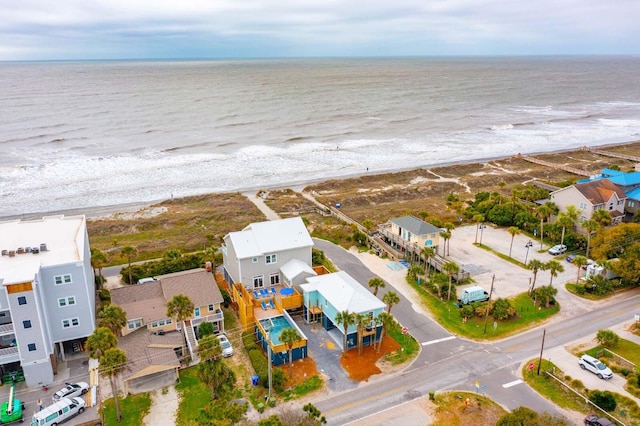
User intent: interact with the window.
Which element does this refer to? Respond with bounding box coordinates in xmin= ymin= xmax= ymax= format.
xmin=208 ymin=304 xmax=215 ymax=312
xmin=127 ymin=318 xmax=143 ymax=330
xmin=23 ymin=320 xmax=32 ymax=329
xmin=54 ymin=274 xmax=72 ymax=285
xmin=194 ymin=307 xmax=200 ymax=317
xmin=629 ymin=201 xmax=636 ymax=208
xmin=58 ymin=296 xmax=76 ymax=307
xmin=265 ymin=254 xmax=277 ymax=264
xmin=253 ymin=276 xmax=264 ymax=288
xmin=579 ymin=202 xmax=587 ymax=210
xmin=28 ymin=343 xmax=36 ymax=352
xmin=62 ymin=318 xmax=79 ymax=328
xmin=17 ymin=296 xmax=26 ymax=306
xmin=252 ymin=257 xmax=258 ymax=263
xmin=270 ymin=273 xmax=280 ymax=285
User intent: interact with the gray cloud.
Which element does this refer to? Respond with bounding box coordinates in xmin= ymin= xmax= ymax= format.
xmin=0 ymin=0 xmax=638 ymax=60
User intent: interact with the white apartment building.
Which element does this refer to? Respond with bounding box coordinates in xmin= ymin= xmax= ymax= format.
xmin=0 ymin=215 xmax=95 ymax=387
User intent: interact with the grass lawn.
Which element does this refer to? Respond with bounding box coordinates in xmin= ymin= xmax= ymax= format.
xmin=386 ymin=319 xmax=420 ymax=364
xmin=407 ymin=276 xmax=559 ymax=339
xmin=565 ymin=283 xmax=611 ymax=300
xmin=175 ymin=366 xmax=211 ymax=426
xmin=103 ymin=392 xmax=151 ymax=426
xmin=582 ymin=337 xmax=640 ymax=367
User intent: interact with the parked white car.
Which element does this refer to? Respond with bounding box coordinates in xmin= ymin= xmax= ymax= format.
xmin=548 ymin=244 xmax=567 ymax=255
xmin=52 ymin=381 xmax=89 ymax=401
xmin=579 ymin=354 xmax=613 ymax=380
xmin=217 ymin=334 xmax=234 ymax=357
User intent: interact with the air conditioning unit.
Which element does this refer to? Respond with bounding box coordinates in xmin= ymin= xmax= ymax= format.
xmin=40 ymin=243 xmax=48 ymax=251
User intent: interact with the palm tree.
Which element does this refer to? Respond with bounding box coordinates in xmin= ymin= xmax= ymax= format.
xmin=421 ymin=246 xmax=435 ymax=275
xmin=582 ymin=219 xmax=599 ymax=259
xmin=442 ymin=261 xmax=460 ymax=301
xmin=558 ymin=205 xmax=579 ymax=247
xmin=335 ymin=310 xmax=355 ymax=354
xmin=533 ymin=285 xmax=558 ymax=308
xmin=592 ymin=209 xmax=612 ymax=228
xmin=440 ymin=231 xmax=451 ymax=257
xmin=368 ymin=277 xmax=386 ymax=297
xmin=86 ymin=327 xmax=117 ymax=359
xmin=473 ymin=214 xmax=485 ymax=244
xmin=280 ymin=328 xmax=302 ymax=376
xmin=100 ymin=348 xmax=127 ymax=423
xmin=443 ymin=222 xmax=455 ymax=256
xmin=527 ymin=259 xmax=545 ymax=294
xmin=90 ymin=248 xmax=108 ymax=287
xmin=166 ymin=294 xmax=195 ymax=362
xmin=382 ymin=291 xmax=400 ymax=314
xmin=120 ymin=245 xmax=137 ymax=284
xmin=354 ymin=313 xmax=371 ymax=355
xmin=537 ymin=201 xmax=558 ymax=249
xmin=545 ymin=260 xmax=564 ymax=287
xmin=507 ymin=226 xmax=520 ymax=257
xmin=98 ymin=304 xmax=127 ymax=336
xmin=197 ymin=334 xmax=222 ymax=363
xmin=374 ymin=312 xmax=394 ymax=352
xmin=573 ymin=255 xmax=588 ymax=284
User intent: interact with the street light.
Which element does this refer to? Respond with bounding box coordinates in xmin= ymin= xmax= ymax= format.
xmin=524 ymin=240 xmax=533 ymax=265
xmin=479 ymin=224 xmax=487 ymax=245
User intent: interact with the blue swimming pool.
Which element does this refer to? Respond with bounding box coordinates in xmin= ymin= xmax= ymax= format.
xmin=259 ymin=316 xmax=294 ymax=345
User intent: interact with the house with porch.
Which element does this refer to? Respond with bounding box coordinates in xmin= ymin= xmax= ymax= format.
xmin=300 ymin=271 xmax=387 ymax=351
xmin=550 ymin=179 xmax=627 ymax=228
xmin=577 ymin=168 xmax=640 ymax=220
xmin=111 ymin=268 xmax=224 ymax=362
xmin=378 ymin=215 xmax=442 ymax=260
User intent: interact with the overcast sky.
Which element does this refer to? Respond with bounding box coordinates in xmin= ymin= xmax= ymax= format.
xmin=1 ymin=0 xmax=638 ymax=61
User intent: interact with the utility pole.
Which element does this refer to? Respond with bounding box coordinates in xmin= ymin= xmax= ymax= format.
xmin=537 ymin=328 xmax=546 ymax=375
xmin=483 ymin=275 xmax=495 ymax=334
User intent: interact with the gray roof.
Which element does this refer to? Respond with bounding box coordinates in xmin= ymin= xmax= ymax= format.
xmin=111 ymin=281 xmax=167 ymax=323
xmin=159 ymin=268 xmax=223 ymax=308
xmin=300 ymin=271 xmax=386 ymax=313
xmin=389 ymin=216 xmax=441 ymax=236
xmin=226 ymin=217 xmax=314 ymax=259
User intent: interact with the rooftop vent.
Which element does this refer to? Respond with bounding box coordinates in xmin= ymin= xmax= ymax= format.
xmin=16 ymin=247 xmax=24 ymax=254
xmin=32 ymin=247 xmax=40 ymax=254
xmin=40 ymin=243 xmax=48 ymax=252
xmin=1 ymin=250 xmax=7 ymax=256
xmin=25 ymin=247 xmax=32 ymax=253
xmin=8 ymin=251 xmax=15 ymax=257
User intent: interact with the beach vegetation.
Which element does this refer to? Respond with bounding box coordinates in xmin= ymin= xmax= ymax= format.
xmin=120 ymin=251 xmax=212 ymax=284
xmin=431 ymin=391 xmax=507 ymax=425
xmin=311 ymin=248 xmax=337 ymax=272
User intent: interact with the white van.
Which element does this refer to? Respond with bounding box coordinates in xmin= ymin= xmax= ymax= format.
xmin=31 ymin=397 xmax=85 ymax=426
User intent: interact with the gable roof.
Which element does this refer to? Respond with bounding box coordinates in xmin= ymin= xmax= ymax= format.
xmin=626 ymin=187 xmax=640 ymax=200
xmin=389 ymin=216 xmax=441 ymax=236
xmin=227 ymin=217 xmax=313 ymax=259
xmin=573 ymin=179 xmax=627 ymax=204
xmin=280 ymin=259 xmax=317 ymax=282
xmin=608 ymin=172 xmax=640 ymax=187
xmin=111 ymin=268 xmax=222 ymax=322
xmin=300 ymin=271 xmax=386 ymax=313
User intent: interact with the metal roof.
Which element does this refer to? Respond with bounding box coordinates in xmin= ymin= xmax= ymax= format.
xmin=301 ymin=271 xmax=386 ymax=313
xmin=389 ymin=215 xmax=442 ymax=235
xmin=227 ymin=217 xmax=313 ymax=259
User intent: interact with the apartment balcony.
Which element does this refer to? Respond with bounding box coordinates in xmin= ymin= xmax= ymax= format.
xmin=191 ymin=311 xmax=224 ymax=327
xmin=0 ymin=346 xmax=19 ymax=364
xmin=0 ymin=323 xmax=14 ymax=337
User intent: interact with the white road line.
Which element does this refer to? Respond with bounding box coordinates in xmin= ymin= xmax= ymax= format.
xmin=421 ymin=336 xmax=456 ymax=346
xmin=502 ymin=379 xmax=523 ymax=388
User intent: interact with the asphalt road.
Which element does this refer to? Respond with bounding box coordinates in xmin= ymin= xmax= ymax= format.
xmin=311 ymin=237 xmax=640 ymax=425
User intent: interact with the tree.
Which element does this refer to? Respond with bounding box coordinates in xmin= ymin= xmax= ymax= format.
xmin=421 ymin=246 xmax=435 ymax=275
xmin=280 ymin=328 xmax=302 ymax=377
xmin=374 ymin=312 xmax=394 ymax=352
xmin=527 ymin=259 xmax=545 ymax=294
xmin=120 ymin=245 xmax=137 ymax=285
xmin=536 ymin=202 xmax=557 ymax=249
xmin=557 ymin=205 xmax=579 ymax=247
xmin=90 ymin=248 xmax=108 ymax=286
xmin=198 ymin=359 xmax=236 ymax=399
xmin=302 ymin=403 xmax=327 ymax=425
xmin=198 ymin=321 xmax=214 ymax=338
xmin=532 ymin=285 xmax=557 ymax=308
xmin=368 ymin=277 xmax=385 ymax=297
xmin=473 ymin=214 xmax=484 ymax=244
xmin=582 ymin=219 xmax=599 ymax=259
xmin=197 ymin=334 xmax=222 ymax=362
xmin=572 ymin=255 xmax=588 ymax=284
xmin=166 ymin=294 xmax=195 ymax=362
xmin=98 ymin=304 xmax=127 ymax=336
xmin=492 ymin=298 xmax=516 ymax=320
xmin=442 ymin=262 xmax=459 ymax=301
xmin=440 ymin=231 xmax=451 ymax=257
xmin=382 ymin=291 xmax=400 ymax=314
xmin=545 ymin=260 xmax=564 ymax=287
xmin=592 ymin=208 xmax=612 ymax=228
xmin=100 ymin=348 xmax=127 ymax=423
xmin=589 ymin=390 xmax=617 ymax=412
xmin=596 ymin=329 xmax=620 ymax=348
xmin=443 ymin=222 xmax=455 ymax=256
xmin=335 ymin=311 xmax=355 ymax=354
xmin=353 ymin=313 xmax=371 ymax=355
xmin=86 ymin=327 xmax=117 ymax=360
xmin=507 ymin=226 xmax=520 ymax=257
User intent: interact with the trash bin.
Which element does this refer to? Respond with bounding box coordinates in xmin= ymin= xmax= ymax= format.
xmin=251 ymin=375 xmax=259 ymax=386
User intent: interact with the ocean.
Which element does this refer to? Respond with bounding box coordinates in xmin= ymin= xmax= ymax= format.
xmin=1 ymin=56 xmax=640 ymax=218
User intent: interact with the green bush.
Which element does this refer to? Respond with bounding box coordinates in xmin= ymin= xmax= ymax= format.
xmin=98 ymin=289 xmax=111 ymax=303
xmin=492 ymin=298 xmax=516 ymax=320
xmin=589 ymin=390 xmax=617 ymax=412
xmin=460 ymin=305 xmax=475 ymax=319
xmin=596 ymin=330 xmax=620 ymax=348
xmin=575 ymin=285 xmax=586 ymax=295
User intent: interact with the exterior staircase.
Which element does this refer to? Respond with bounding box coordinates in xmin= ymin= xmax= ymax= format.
xmin=182 ymin=320 xmax=199 ymax=363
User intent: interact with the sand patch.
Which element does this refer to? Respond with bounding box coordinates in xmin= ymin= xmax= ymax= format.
xmin=107 ymin=206 xmax=168 ymax=221
xmin=143 ymin=386 xmax=179 ymax=426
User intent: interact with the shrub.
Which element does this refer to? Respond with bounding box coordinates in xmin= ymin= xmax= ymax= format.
xmin=474 ymin=305 xmax=488 ymax=318
xmin=492 ymin=298 xmax=516 ymax=321
xmin=596 ymin=329 xmax=620 ymax=348
xmin=575 ymin=285 xmax=586 ymax=295
xmin=589 ymin=390 xmax=617 ymax=412
xmin=460 ymin=305 xmax=475 ymax=319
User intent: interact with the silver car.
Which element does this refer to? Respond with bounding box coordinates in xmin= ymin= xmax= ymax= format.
xmin=217 ymin=334 xmax=234 ymax=357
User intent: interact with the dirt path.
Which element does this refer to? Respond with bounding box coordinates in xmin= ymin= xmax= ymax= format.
xmin=243 ymin=191 xmax=282 ymax=220
xmin=143 ymin=386 xmax=179 ymax=426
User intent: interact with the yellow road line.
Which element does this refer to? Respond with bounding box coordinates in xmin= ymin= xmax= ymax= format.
xmin=326 ymin=386 xmax=406 ymax=415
